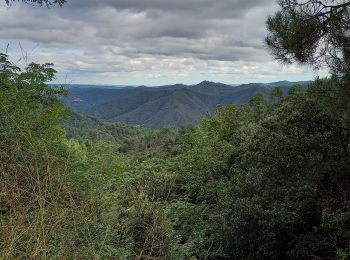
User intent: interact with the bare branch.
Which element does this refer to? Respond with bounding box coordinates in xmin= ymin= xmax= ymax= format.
xmin=4 ymin=0 xmax=65 ymax=7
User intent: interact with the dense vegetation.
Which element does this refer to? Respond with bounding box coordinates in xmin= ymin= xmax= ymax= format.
xmin=1 ymin=0 xmax=350 ymax=259
xmin=1 ymin=52 xmax=349 ymax=259
xmin=63 ymin=111 xmax=148 ymax=143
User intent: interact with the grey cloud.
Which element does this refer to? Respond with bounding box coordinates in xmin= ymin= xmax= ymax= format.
xmin=65 ymin=0 xmax=273 ymax=17
xmin=0 ymin=0 xmax=296 ymax=84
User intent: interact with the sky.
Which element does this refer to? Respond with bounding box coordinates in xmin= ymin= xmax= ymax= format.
xmin=0 ymin=0 xmax=327 ymax=86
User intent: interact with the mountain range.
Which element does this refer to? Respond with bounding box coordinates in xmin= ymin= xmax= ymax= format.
xmin=64 ymin=80 xmax=311 ymax=128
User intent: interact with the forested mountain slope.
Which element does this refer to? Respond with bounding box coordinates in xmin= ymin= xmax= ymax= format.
xmin=114 ymin=89 xmax=219 ymax=128
xmin=3 ymin=56 xmax=347 ymax=259
xmin=65 ymin=80 xmax=311 ymax=128
xmin=63 ymin=110 xmax=148 ymax=142
xmin=3 ymin=0 xmax=350 ymax=258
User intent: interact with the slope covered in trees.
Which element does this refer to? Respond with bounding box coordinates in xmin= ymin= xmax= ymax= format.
xmin=65 ymin=80 xmax=311 ymax=128
xmin=63 ymin=110 xmax=147 ymax=142
xmin=1 ymin=52 xmax=349 ymax=259
xmin=1 ymin=0 xmax=350 ymax=258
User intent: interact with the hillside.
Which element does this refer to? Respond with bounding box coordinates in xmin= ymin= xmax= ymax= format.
xmin=64 ymin=80 xmax=311 ymax=128
xmin=114 ymin=89 xmax=219 ymax=128
xmin=4 ymin=0 xmax=350 ymax=258
xmin=64 ymin=87 xmax=137 ymax=111
xmin=63 ymin=110 xmax=147 ymax=142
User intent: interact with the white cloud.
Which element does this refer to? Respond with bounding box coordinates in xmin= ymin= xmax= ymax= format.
xmin=0 ymin=0 xmax=319 ymax=85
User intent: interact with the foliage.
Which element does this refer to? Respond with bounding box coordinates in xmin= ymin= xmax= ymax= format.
xmin=63 ymin=110 xmax=147 ymax=143
xmin=270 ymin=86 xmax=283 ymax=104
xmin=2 ymin=5 xmax=350 ymax=256
xmin=248 ymin=92 xmax=273 ymax=122
xmin=2 ymin=54 xmax=349 ymax=258
xmin=266 ymin=0 xmax=350 ymax=76
xmin=0 ymin=54 xmax=128 ymax=258
xmin=0 ymin=53 xmax=75 ymax=258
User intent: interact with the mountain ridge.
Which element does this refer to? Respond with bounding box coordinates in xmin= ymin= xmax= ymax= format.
xmin=64 ymin=80 xmax=312 ymax=128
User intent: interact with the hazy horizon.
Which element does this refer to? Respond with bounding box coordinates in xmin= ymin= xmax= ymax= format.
xmin=51 ymin=78 xmax=315 ymax=88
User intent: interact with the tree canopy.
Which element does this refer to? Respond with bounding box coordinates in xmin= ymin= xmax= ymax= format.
xmin=1 ymin=0 xmax=350 ymax=258
xmin=266 ymin=0 xmax=350 ymax=76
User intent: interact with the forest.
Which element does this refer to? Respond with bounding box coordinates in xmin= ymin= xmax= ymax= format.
xmin=1 ymin=0 xmax=350 ymax=259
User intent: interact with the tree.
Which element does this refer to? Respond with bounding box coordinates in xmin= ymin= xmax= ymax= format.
xmin=234 ymin=91 xmax=350 ymax=259
xmin=288 ymin=84 xmax=306 ymax=96
xmin=4 ymin=0 xmax=65 ymax=6
xmin=0 ymin=53 xmax=131 ymax=258
xmin=0 ymin=53 xmax=74 ymax=257
xmin=248 ymin=92 xmax=272 ymax=122
xmin=266 ymin=0 xmax=350 ymax=76
xmin=270 ymin=86 xmax=284 ymax=104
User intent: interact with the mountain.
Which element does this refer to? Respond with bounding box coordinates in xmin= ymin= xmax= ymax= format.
xmin=64 ymin=87 xmax=136 ymax=111
xmin=90 ymin=88 xmax=171 ymax=120
xmin=64 ymin=80 xmax=312 ymax=128
xmin=114 ymin=89 xmax=219 ymax=128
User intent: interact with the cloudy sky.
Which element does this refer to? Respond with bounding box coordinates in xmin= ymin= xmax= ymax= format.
xmin=0 ymin=0 xmax=325 ymax=86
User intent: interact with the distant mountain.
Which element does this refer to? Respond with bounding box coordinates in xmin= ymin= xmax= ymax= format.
xmin=113 ymin=89 xmax=219 ymax=128
xmin=90 ymin=88 xmax=171 ymax=120
xmin=65 ymin=87 xmax=138 ymax=111
xmin=64 ymin=80 xmax=312 ymax=128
